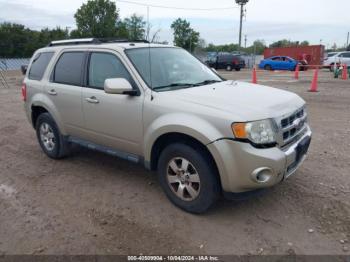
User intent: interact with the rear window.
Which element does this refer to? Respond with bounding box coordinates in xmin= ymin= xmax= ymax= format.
xmin=28 ymin=52 xmax=54 ymax=80
xmin=53 ymin=52 xmax=85 ymax=86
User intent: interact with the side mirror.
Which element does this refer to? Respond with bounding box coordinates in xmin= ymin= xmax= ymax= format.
xmin=21 ymin=65 xmax=28 ymax=75
xmin=104 ymin=78 xmax=137 ymax=96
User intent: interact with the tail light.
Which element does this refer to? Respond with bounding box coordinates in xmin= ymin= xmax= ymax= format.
xmin=233 ymin=59 xmax=239 ymax=65
xmin=21 ymin=83 xmax=27 ymax=101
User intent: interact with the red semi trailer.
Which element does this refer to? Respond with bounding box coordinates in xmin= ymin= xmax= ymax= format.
xmin=264 ymin=45 xmax=325 ymax=66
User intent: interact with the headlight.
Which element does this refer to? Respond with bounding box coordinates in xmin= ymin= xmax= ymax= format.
xmin=231 ymin=119 xmax=277 ymax=145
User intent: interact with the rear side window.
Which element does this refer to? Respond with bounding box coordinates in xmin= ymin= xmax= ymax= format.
xmin=88 ymin=52 xmax=134 ymax=89
xmin=53 ymin=52 xmax=85 ymax=86
xmin=28 ymin=52 xmax=54 ymax=80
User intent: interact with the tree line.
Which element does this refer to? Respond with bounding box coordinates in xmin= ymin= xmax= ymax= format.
xmin=1 ymin=0 xmax=348 ymax=58
xmin=0 ymin=0 xmax=203 ymax=58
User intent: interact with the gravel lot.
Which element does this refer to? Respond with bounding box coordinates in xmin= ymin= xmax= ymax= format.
xmin=0 ymin=69 xmax=349 ymax=255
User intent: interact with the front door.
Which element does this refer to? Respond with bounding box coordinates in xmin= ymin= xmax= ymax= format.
xmin=82 ymin=51 xmax=143 ymax=155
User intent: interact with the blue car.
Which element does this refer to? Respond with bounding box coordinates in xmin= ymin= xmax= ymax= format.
xmin=259 ymin=56 xmax=299 ymax=71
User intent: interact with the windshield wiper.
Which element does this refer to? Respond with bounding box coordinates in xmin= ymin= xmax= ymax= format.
xmin=152 ymin=80 xmax=222 ymax=91
xmin=152 ymin=83 xmax=196 ymax=91
xmin=193 ymin=80 xmax=222 ymax=86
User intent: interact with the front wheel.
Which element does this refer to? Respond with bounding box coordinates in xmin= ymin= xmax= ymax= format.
xmin=225 ymin=65 xmax=233 ymax=71
xmin=157 ymin=143 xmax=220 ymax=213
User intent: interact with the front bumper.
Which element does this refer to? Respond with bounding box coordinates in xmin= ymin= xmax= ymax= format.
xmin=207 ymin=125 xmax=312 ymax=193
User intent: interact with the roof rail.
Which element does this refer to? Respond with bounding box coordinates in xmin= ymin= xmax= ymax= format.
xmin=47 ymin=38 xmax=149 ymax=47
xmin=97 ymin=38 xmax=149 ymax=44
xmin=47 ymin=38 xmax=99 ymax=47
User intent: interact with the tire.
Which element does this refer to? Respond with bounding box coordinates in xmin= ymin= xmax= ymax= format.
xmin=264 ymin=64 xmax=272 ymax=71
xmin=235 ymin=67 xmax=241 ymax=71
xmin=225 ymin=65 xmax=233 ymax=71
xmin=157 ymin=143 xmax=220 ymax=214
xmin=35 ymin=113 xmax=70 ymax=159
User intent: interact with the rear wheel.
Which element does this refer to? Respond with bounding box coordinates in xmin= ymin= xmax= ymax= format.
xmin=35 ymin=113 xmax=70 ymax=159
xmin=225 ymin=65 xmax=233 ymax=71
xmin=157 ymin=143 xmax=220 ymax=213
xmin=235 ymin=67 xmax=241 ymax=71
xmin=264 ymin=64 xmax=272 ymax=71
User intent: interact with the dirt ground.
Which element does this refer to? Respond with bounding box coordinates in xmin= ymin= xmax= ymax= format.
xmin=0 ymin=69 xmax=349 ymax=255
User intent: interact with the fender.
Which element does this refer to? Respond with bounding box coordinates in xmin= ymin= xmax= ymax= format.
xmin=29 ymin=92 xmax=67 ymax=135
xmin=143 ymin=113 xmax=224 ymax=163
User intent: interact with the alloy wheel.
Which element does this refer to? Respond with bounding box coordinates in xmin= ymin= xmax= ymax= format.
xmin=166 ymin=157 xmax=201 ymax=201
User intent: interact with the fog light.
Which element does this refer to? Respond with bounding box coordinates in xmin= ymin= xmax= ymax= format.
xmin=251 ymin=167 xmax=273 ymax=184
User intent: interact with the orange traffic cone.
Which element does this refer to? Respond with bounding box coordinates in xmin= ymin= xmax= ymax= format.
xmin=309 ymin=69 xmax=319 ymax=92
xmin=252 ymin=66 xmax=257 ymax=84
xmin=294 ymin=64 xmax=300 ymax=80
xmin=342 ymin=64 xmax=348 ymax=80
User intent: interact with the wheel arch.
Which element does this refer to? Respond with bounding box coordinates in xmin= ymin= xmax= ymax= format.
xmin=148 ymin=132 xmax=222 ymax=190
xmin=29 ymin=93 xmax=67 ymax=135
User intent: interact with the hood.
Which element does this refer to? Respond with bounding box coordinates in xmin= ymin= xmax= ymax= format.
xmin=161 ymin=81 xmax=305 ymax=121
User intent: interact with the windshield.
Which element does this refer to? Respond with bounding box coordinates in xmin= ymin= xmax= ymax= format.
xmin=327 ymin=53 xmax=337 ymax=57
xmin=125 ymin=47 xmax=222 ymax=91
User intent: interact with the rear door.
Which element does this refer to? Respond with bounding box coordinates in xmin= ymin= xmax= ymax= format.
xmin=81 ymin=50 xmax=143 ymax=155
xmin=47 ymin=50 xmax=86 ymax=136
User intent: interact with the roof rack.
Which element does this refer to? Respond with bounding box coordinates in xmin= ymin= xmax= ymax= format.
xmin=47 ymin=38 xmax=149 ymax=47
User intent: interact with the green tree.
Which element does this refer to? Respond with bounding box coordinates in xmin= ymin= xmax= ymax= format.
xmin=124 ymin=14 xmax=146 ymax=40
xmin=74 ymin=0 xmax=119 ymax=38
xmin=69 ymin=29 xmax=82 ymax=39
xmin=270 ymin=39 xmax=310 ymax=48
xmin=0 ymin=23 xmax=39 ymax=57
xmin=39 ymin=27 xmax=69 ymax=46
xmin=205 ymin=43 xmax=239 ymax=53
xmin=269 ymin=39 xmax=293 ymax=48
xmin=171 ymin=18 xmax=200 ymax=52
xmin=245 ymin=40 xmax=266 ymax=54
xmin=300 ymin=40 xmax=309 ymax=46
xmin=116 ymin=20 xmax=129 ymax=39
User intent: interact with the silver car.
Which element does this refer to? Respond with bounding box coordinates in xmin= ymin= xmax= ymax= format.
xmin=23 ymin=38 xmax=312 ymax=213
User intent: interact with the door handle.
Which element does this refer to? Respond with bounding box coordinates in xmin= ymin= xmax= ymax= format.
xmin=48 ymin=89 xmax=57 ymax=96
xmin=85 ymin=96 xmax=99 ymax=104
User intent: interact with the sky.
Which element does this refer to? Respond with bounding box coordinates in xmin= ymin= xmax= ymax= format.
xmin=0 ymin=0 xmax=349 ymax=47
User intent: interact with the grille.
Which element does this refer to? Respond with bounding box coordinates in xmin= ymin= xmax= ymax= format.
xmin=279 ymin=107 xmax=307 ymax=147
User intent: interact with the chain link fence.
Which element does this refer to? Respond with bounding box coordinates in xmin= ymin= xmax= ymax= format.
xmin=0 ymin=58 xmax=30 ymax=88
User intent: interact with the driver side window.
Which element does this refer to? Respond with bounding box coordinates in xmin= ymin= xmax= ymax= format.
xmin=88 ymin=52 xmax=134 ymax=90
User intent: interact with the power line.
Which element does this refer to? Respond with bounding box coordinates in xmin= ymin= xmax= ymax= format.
xmin=116 ymin=0 xmax=238 ymax=11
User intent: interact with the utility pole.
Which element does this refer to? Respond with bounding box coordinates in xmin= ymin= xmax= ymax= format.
xmin=146 ymin=5 xmax=150 ymax=41
xmin=235 ymin=0 xmax=249 ymax=52
xmin=244 ymin=35 xmax=247 ymax=48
